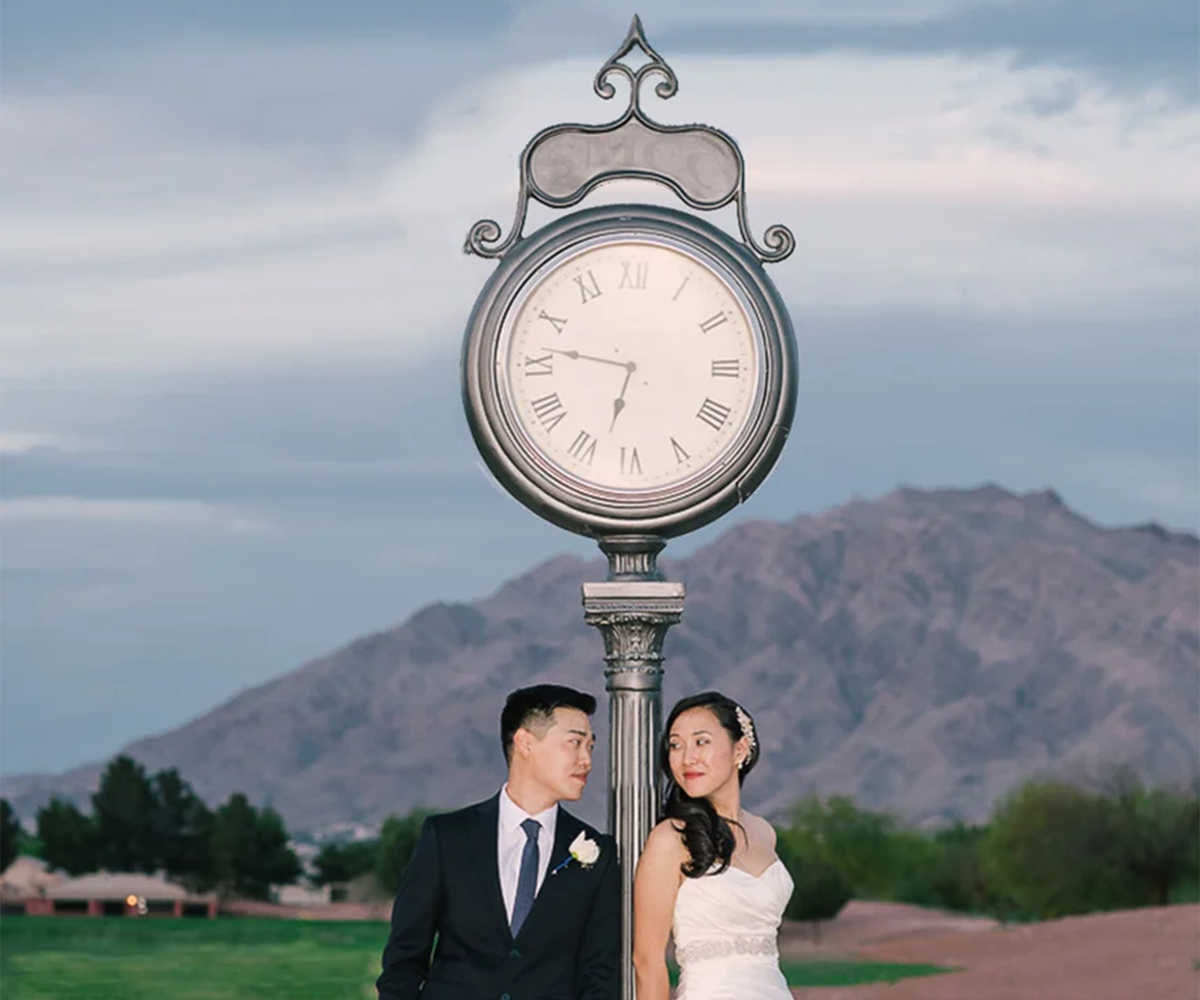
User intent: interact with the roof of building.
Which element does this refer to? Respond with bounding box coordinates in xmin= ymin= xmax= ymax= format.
xmin=46 ymin=872 xmax=191 ymax=901
xmin=0 ymin=856 xmax=67 ymax=897
xmin=3 ymin=855 xmax=50 ymax=874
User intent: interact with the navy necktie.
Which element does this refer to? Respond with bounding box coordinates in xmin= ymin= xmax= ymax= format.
xmin=511 ymin=818 xmax=541 ymax=936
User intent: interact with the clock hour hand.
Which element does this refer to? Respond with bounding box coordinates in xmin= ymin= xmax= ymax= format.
xmin=609 ymin=363 xmax=636 ymax=431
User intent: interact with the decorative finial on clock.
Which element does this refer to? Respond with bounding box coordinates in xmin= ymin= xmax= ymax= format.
xmin=593 ymin=14 xmax=679 ymax=116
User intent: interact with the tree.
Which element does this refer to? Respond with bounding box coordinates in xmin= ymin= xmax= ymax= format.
xmin=925 ymin=822 xmax=1000 ymax=914
xmin=210 ymin=794 xmax=301 ymax=900
xmin=984 ymin=780 xmax=1141 ymax=919
xmin=151 ymin=768 xmax=215 ymax=890
xmin=253 ymin=806 xmax=302 ymax=890
xmin=17 ymin=833 xmax=43 ymax=860
xmin=375 ymin=810 xmax=436 ymax=897
xmin=788 ymin=795 xmax=899 ymax=898
xmin=36 ymin=798 xmax=97 ymax=875
xmin=776 ymin=826 xmax=852 ymax=942
xmin=1106 ymin=777 xmax=1200 ymax=906
xmin=313 ymin=839 xmax=379 ymax=885
xmin=1 ymin=799 xmax=20 ymax=871
xmin=92 ymin=755 xmax=159 ymax=873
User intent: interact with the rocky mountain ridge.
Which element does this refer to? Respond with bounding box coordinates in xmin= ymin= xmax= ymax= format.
xmin=4 ymin=484 xmax=1197 ymax=833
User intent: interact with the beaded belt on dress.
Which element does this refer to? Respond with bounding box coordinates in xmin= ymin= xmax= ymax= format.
xmin=675 ymin=935 xmax=778 ymax=965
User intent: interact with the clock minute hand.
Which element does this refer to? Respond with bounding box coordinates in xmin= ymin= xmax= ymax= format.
xmin=542 ymin=348 xmax=631 ymax=370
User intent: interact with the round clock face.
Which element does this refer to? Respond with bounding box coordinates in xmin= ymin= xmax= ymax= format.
xmin=464 ymin=204 xmax=796 ymax=538
xmin=497 ymin=236 xmax=763 ymax=493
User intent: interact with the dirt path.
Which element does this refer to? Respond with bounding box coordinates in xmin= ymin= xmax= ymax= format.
xmin=778 ymin=900 xmax=999 ymax=956
xmin=230 ymin=896 xmax=1198 ymax=998
xmin=789 ymin=904 xmax=1199 ymax=1000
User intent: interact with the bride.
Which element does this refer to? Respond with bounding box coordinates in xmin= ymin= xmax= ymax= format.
xmin=632 ymin=692 xmax=794 ymax=1000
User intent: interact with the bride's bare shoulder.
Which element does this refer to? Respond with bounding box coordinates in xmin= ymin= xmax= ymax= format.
xmin=741 ymin=811 xmax=778 ymax=848
xmin=636 ymin=819 xmax=688 ymax=881
xmin=646 ymin=818 xmax=687 ymax=850
xmin=639 ymin=819 xmax=687 ymax=861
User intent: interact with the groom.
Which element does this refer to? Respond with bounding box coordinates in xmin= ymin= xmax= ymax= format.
xmin=376 ymin=683 xmax=621 ymax=999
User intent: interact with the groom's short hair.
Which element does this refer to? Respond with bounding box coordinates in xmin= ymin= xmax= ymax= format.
xmin=501 ymin=684 xmax=597 ymax=764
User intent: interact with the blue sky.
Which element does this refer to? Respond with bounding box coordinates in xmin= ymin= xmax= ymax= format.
xmin=2 ymin=0 xmax=1197 ymax=776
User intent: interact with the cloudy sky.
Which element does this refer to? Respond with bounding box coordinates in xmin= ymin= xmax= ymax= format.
xmin=2 ymin=0 xmax=1196 ymax=777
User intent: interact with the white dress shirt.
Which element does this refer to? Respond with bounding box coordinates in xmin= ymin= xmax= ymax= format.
xmin=497 ymin=783 xmax=558 ymax=924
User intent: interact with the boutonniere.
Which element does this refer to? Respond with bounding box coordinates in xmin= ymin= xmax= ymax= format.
xmin=551 ymin=832 xmax=601 ymax=875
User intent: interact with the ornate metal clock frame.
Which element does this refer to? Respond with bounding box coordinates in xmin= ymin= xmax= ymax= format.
xmin=461 ymin=18 xmax=797 ymax=997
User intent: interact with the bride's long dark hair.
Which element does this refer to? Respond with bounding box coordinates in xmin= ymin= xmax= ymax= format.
xmin=659 ymin=691 xmax=760 ymax=878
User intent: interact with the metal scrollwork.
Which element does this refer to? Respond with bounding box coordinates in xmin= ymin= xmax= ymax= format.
xmin=464 ymin=15 xmax=794 ymax=264
xmin=592 ymin=12 xmax=678 ymax=114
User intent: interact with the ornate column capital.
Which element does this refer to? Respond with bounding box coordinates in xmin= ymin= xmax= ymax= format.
xmin=582 ymin=582 xmax=684 ymax=690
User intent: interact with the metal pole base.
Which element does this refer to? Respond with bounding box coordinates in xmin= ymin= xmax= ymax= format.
xmin=583 ymin=536 xmax=684 ymax=1000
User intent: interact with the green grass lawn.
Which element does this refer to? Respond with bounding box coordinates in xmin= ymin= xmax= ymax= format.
xmin=0 ymin=916 xmax=950 ymax=999
xmin=666 ymin=958 xmax=951 ymax=988
xmin=779 ymin=959 xmax=952 ymax=986
xmin=1 ymin=917 xmax=382 ymax=1000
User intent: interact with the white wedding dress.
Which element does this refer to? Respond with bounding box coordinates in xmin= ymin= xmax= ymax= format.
xmin=672 ymin=858 xmax=794 ymax=999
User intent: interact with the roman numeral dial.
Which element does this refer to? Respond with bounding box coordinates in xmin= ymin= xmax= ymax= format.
xmin=530 ymin=392 xmax=566 ymax=432
xmin=504 ymin=238 xmax=761 ymax=491
xmin=619 ymin=260 xmax=649 ymax=290
xmin=696 ymin=397 xmax=732 ymax=431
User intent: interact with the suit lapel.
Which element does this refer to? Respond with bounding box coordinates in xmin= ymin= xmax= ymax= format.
xmin=468 ymin=793 xmax=513 ymax=945
xmin=514 ymin=807 xmax=580 ymax=943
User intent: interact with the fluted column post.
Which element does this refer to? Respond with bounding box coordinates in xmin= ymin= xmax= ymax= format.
xmin=582 ymin=535 xmax=684 ymax=1000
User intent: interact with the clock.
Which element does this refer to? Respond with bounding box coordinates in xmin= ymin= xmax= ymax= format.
xmin=462 ymin=203 xmax=796 ymax=539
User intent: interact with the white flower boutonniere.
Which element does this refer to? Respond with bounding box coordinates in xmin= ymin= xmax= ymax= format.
xmin=551 ymin=832 xmax=601 ymax=875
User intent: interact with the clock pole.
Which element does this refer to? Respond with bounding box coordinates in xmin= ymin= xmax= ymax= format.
xmin=460 ymin=18 xmax=797 ymax=1000
xmin=582 ymin=534 xmax=683 ymax=1000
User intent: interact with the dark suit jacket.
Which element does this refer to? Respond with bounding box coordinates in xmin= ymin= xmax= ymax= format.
xmin=376 ymin=793 xmax=621 ymax=1000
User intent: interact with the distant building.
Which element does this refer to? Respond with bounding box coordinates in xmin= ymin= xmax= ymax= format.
xmin=0 ymin=856 xmax=67 ymax=903
xmin=22 ymin=871 xmax=217 ymax=918
xmin=273 ymin=882 xmax=333 ymax=906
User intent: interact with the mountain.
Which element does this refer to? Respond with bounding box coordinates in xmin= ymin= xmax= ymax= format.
xmin=3 ymin=484 xmax=1197 ymax=832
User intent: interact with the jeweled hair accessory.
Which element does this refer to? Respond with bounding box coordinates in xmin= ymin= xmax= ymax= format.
xmin=734 ymin=704 xmax=757 ymax=763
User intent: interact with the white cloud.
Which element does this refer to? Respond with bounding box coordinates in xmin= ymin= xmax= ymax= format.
xmin=0 ymin=43 xmax=1194 ymax=379
xmin=0 ymin=432 xmax=70 ymax=453
xmin=392 ymin=51 xmax=1197 ymax=320
xmin=0 ymin=497 xmax=274 ymax=535
xmin=518 ymin=0 xmax=970 ymax=29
